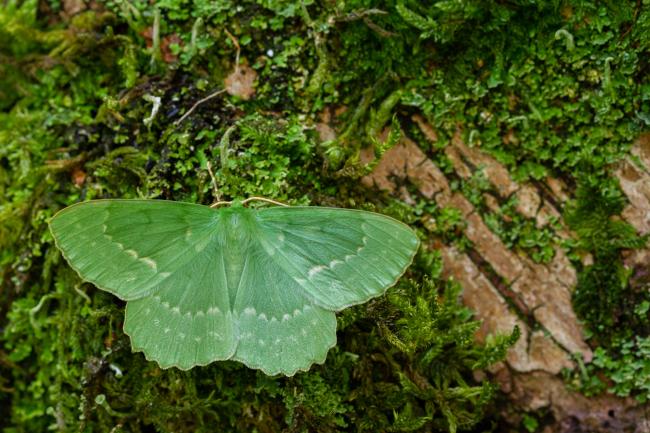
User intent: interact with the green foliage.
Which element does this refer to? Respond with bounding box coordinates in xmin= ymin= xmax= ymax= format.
xmin=0 ymin=2 xmax=518 ymax=430
xmin=484 ymin=210 xmax=557 ymax=264
xmin=3 ymin=218 xmax=511 ymax=432
xmin=565 ymin=298 xmax=650 ymax=403
xmin=352 ymin=276 xmax=517 ymax=433
xmin=212 ymin=114 xmax=319 ymax=200
xmin=591 ymin=335 xmax=650 ymax=403
xmin=521 ymin=413 xmax=539 ymax=433
xmin=566 ymin=181 xmax=649 ymax=339
xmin=2 ymin=0 xmax=650 ymax=429
xmin=564 ymin=181 xmax=650 ymax=401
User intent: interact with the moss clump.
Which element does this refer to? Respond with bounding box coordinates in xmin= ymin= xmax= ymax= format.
xmin=2 ymin=0 xmax=650 ymax=430
xmin=563 ymin=181 xmax=650 ymax=402
xmin=1 ymin=2 xmax=516 ymax=431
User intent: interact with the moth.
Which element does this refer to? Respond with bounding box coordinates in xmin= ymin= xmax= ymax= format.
xmin=49 ymin=198 xmax=419 ymax=375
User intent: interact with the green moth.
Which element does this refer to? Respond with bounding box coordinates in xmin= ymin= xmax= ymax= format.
xmin=49 ymin=199 xmax=419 ymax=375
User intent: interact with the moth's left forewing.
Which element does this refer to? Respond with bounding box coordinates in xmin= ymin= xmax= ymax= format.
xmin=49 ymin=199 xmax=220 ymax=301
xmin=50 ymin=199 xmax=239 ymax=370
xmin=255 ymin=207 xmax=420 ymax=311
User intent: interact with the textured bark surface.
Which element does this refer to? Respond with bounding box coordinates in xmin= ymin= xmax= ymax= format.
xmin=354 ymin=121 xmax=650 ymax=432
xmin=617 ymin=134 xmax=650 ymax=237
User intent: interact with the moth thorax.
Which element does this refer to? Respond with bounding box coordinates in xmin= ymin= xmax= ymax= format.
xmin=224 ymin=211 xmax=250 ymax=242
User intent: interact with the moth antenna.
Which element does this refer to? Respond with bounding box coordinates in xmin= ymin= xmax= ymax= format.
xmin=241 ymin=197 xmax=290 ymax=207
xmin=209 ymin=200 xmax=232 ymax=208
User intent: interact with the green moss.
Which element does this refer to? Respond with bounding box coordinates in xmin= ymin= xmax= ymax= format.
xmin=563 ymin=181 xmax=650 ymax=402
xmin=2 ymin=0 xmax=650 ymax=430
xmin=1 ymin=2 xmax=517 ymax=430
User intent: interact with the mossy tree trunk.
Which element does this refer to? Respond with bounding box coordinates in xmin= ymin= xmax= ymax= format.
xmin=1 ymin=1 xmax=649 ymax=432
